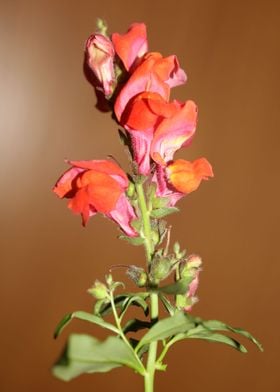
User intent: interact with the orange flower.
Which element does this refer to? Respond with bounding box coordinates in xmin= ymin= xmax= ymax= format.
xmin=167 ymin=158 xmax=214 ymax=194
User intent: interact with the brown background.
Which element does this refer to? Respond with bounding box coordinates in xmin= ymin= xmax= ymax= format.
xmin=1 ymin=0 xmax=279 ymax=391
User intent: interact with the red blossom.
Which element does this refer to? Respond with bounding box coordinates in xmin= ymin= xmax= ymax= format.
xmin=53 ymin=160 xmax=137 ymax=236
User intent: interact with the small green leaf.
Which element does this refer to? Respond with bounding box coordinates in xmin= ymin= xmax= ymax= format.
xmin=150 ymin=207 xmax=179 ymax=219
xmin=199 ymin=319 xmax=263 ymax=351
xmin=52 ymin=334 xmax=144 ymax=381
xmin=157 ymin=276 xmax=193 ymax=295
xmin=186 ymin=329 xmax=248 ymax=353
xmin=120 ymin=294 xmax=149 ymax=318
xmin=96 ymin=293 xmax=149 ymax=317
xmin=138 ymin=311 xmax=195 ymax=349
xmin=119 ymin=235 xmax=145 ymax=246
xmin=123 ymin=319 xmax=151 ymax=334
xmin=158 ymin=293 xmax=176 ymax=316
xmin=54 ymin=311 xmax=119 ymax=338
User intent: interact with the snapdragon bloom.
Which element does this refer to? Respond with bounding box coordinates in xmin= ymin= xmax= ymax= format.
xmin=154 ymin=158 xmax=214 ymax=206
xmin=118 ymin=89 xmax=197 ymax=174
xmin=53 ymin=160 xmax=137 ymax=237
xmin=114 ymin=52 xmax=187 ymax=121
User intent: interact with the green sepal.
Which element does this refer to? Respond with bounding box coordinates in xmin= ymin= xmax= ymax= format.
xmin=156 ymin=276 xmax=194 ymax=295
xmin=137 ymin=311 xmax=195 ymax=349
xmin=119 ymin=235 xmax=145 ymax=246
xmin=54 ymin=311 xmax=119 ymax=339
xmin=152 ymin=196 xmax=170 ymax=209
xmin=150 ymin=207 xmax=179 ymax=219
xmin=52 ymin=334 xmax=144 ymax=381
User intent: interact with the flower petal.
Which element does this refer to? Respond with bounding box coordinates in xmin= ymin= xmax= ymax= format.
xmin=68 ymin=159 xmax=128 ymax=188
xmin=53 ymin=167 xmax=84 ymax=198
xmin=167 ymin=158 xmax=213 ymax=194
xmin=151 ymin=100 xmax=198 ymax=164
xmin=112 ymin=23 xmax=148 ymax=71
xmin=107 ymin=194 xmax=137 ymax=237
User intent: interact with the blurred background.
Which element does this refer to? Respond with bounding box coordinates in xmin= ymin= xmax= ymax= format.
xmin=1 ymin=0 xmax=279 ymax=391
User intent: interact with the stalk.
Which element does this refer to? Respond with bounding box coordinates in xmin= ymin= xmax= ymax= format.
xmin=135 ymin=180 xmax=159 ymax=392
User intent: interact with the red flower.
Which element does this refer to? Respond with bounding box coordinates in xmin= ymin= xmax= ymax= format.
xmin=114 ymin=52 xmax=186 ymax=121
xmin=53 ymin=160 xmax=137 ymax=236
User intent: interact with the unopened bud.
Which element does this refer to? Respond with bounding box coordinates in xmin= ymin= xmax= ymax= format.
xmin=126 ymin=265 xmax=147 ymax=287
xmin=180 ymin=254 xmax=202 ymax=279
xmin=150 ymin=257 xmax=172 ymax=284
xmin=126 ymin=181 xmax=135 ymax=198
xmin=88 ymin=280 xmax=108 ymax=299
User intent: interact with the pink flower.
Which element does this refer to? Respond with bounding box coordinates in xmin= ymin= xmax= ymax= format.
xmin=53 ymin=159 xmax=137 ymax=237
xmin=84 ymin=34 xmax=116 ymax=97
xmin=112 ymin=23 xmax=148 ymax=71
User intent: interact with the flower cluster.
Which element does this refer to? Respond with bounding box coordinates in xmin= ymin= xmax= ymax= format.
xmin=54 ymin=21 xmax=213 ymax=235
xmin=52 ymin=21 xmax=262 ymax=387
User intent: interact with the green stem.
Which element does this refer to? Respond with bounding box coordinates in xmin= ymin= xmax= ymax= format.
xmin=135 ymin=181 xmax=154 ymax=262
xmin=135 ymin=180 xmax=158 ymax=392
xmin=144 ymin=292 xmax=159 ymax=392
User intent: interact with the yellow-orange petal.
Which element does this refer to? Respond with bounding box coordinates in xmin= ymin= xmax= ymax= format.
xmin=167 ymin=158 xmax=213 ymax=194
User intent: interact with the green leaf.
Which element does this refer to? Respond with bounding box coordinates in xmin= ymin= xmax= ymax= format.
xmin=123 ymin=319 xmax=151 ymax=334
xmin=52 ymin=334 xmax=144 ymax=381
xmin=120 ymin=294 xmax=149 ymax=318
xmin=119 ymin=235 xmax=145 ymax=246
xmin=137 ymin=311 xmax=195 ymax=349
xmin=96 ymin=293 xmax=149 ymax=317
xmin=186 ymin=328 xmax=248 ymax=353
xmin=150 ymin=207 xmax=179 ymax=219
xmin=157 ymin=276 xmax=193 ymax=295
xmin=54 ymin=311 xmax=119 ymax=338
xmin=158 ymin=293 xmax=176 ymax=316
xmin=198 ymin=319 xmax=263 ymax=351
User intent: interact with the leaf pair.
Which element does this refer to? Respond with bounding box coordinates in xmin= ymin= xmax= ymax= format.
xmin=136 ymin=311 xmax=263 ymax=354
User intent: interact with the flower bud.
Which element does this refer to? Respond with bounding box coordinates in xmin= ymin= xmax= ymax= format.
xmin=88 ymin=280 xmax=108 ymax=300
xmin=177 ymin=254 xmax=202 ymax=312
xmin=149 ymin=257 xmax=172 ymax=284
xmin=126 ymin=265 xmax=147 ymax=287
xmin=85 ymin=33 xmax=116 ymax=97
xmin=180 ymin=254 xmax=202 ymax=279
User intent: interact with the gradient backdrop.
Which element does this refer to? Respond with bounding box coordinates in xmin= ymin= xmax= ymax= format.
xmin=1 ymin=1 xmax=279 ymax=391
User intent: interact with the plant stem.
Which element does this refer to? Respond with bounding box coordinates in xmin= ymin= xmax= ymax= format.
xmin=135 ymin=181 xmax=154 ymax=263
xmin=135 ymin=180 xmax=158 ymax=392
xmin=144 ymin=292 xmax=159 ymax=392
